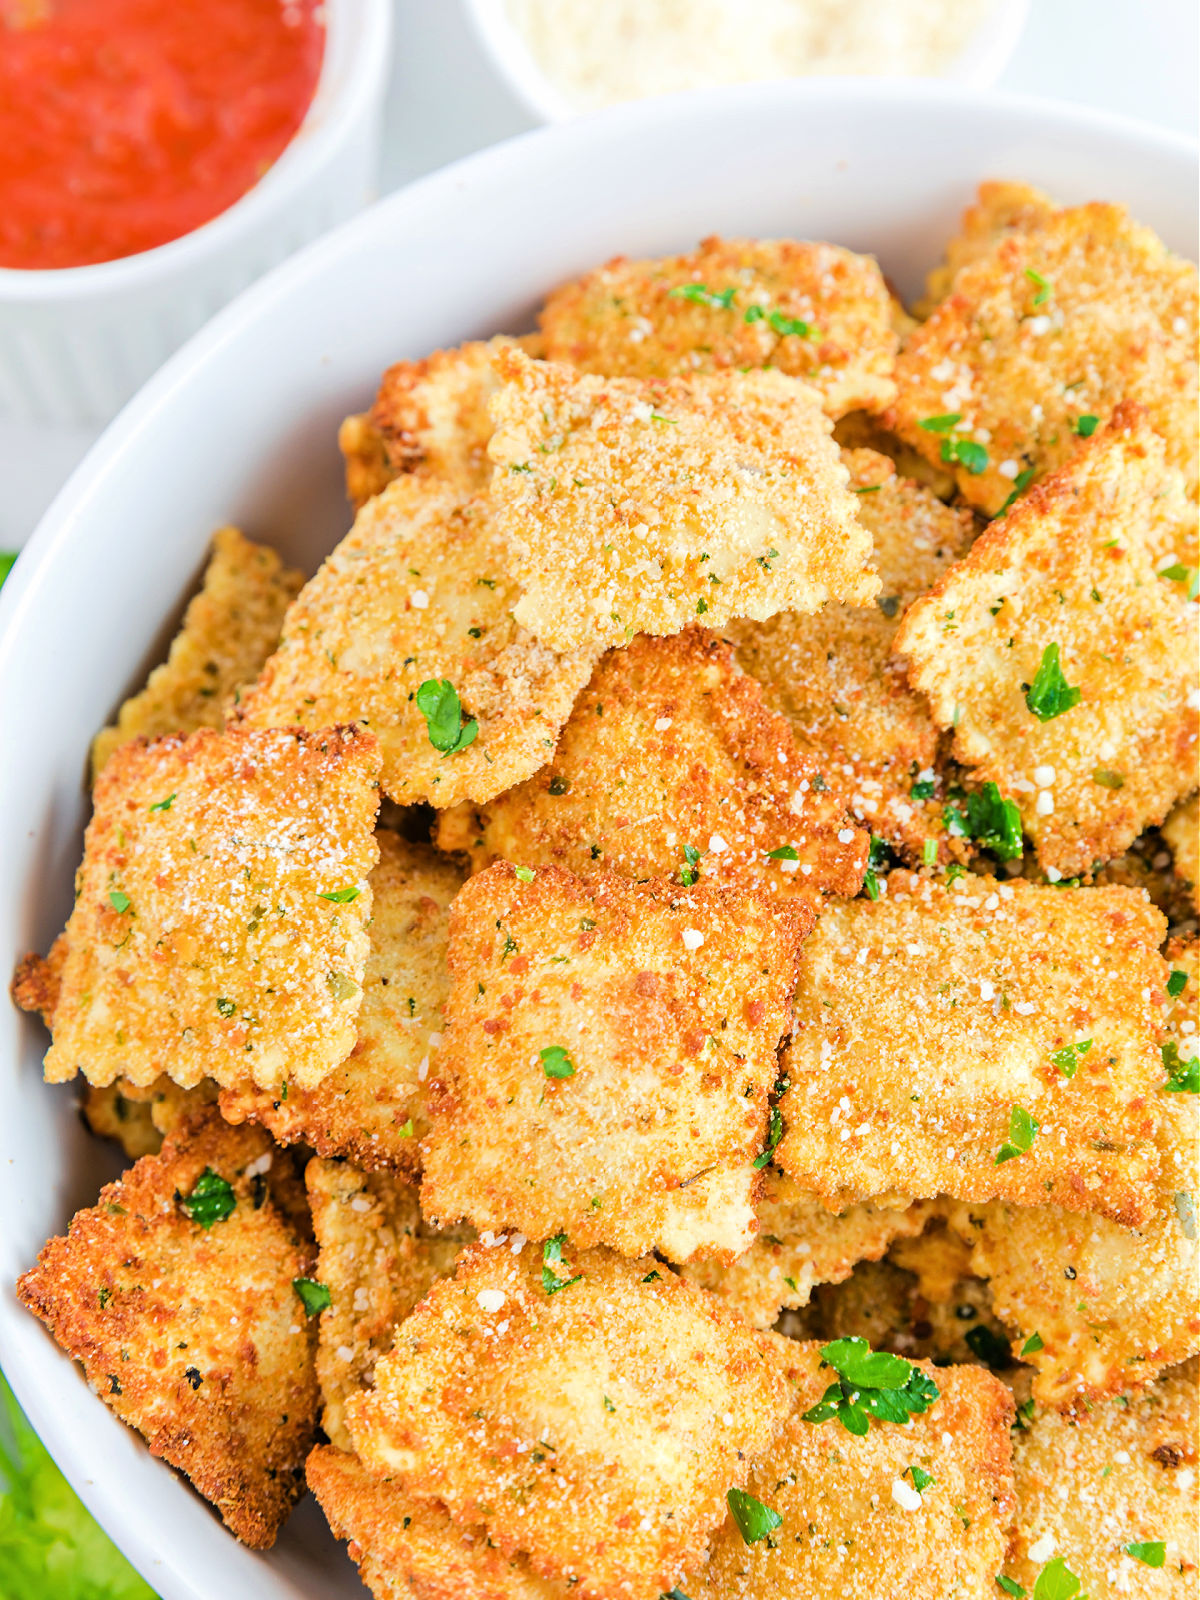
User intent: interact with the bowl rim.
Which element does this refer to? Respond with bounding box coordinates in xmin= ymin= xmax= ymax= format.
xmin=0 ymin=0 xmax=392 ymax=300
xmin=463 ymin=0 xmax=1034 ymax=124
xmin=0 ymin=76 xmax=1195 ymax=1600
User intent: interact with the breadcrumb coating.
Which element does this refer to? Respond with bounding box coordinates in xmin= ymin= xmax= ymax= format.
xmin=1163 ymin=796 xmax=1199 ymax=914
xmin=916 ymin=180 xmax=1057 ymax=315
xmin=487 ymin=349 xmax=878 ymax=652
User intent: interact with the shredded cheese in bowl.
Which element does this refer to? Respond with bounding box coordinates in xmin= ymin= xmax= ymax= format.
xmin=503 ymin=0 xmax=1000 ymax=112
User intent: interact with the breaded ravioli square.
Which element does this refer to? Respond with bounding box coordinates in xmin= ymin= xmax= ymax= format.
xmin=219 ymin=833 xmax=464 ymax=1174
xmin=487 ymin=350 xmax=877 ymax=652
xmin=345 ymin=1243 xmax=792 ymax=1600
xmin=727 ymin=448 xmax=976 ymax=862
xmin=91 ymin=527 xmax=303 ymax=780
xmin=916 ymin=179 xmax=1057 ymax=314
xmin=238 ymin=475 xmax=598 ymax=808
xmin=420 ymin=864 xmax=803 ymax=1256
xmin=308 ymin=1446 xmax=565 ymax=1600
xmin=538 ymin=234 xmax=902 ymax=418
xmin=436 ymin=627 xmax=867 ymax=917
xmin=777 ymin=872 xmax=1170 ymax=1227
xmin=689 ymin=1342 xmax=1015 ymax=1600
xmin=894 ymin=410 xmax=1199 ymax=877
xmin=43 ymin=724 xmax=381 ymax=1093
xmin=306 ymin=1159 xmax=472 ymax=1451
xmin=17 ymin=1111 xmax=318 ymax=1548
xmin=1004 ymin=1366 xmax=1198 ymax=1598
xmin=889 ymin=199 xmax=1199 ymax=520
xmin=681 ymin=1171 xmax=930 ymax=1329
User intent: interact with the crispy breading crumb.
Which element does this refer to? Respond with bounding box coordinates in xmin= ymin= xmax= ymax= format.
xmin=90 ymin=527 xmax=303 ymax=780
xmin=345 ymin=1243 xmax=792 ymax=1600
xmin=777 ymin=870 xmax=1169 ymax=1227
xmin=916 ymin=179 xmax=1057 ymax=314
xmin=894 ymin=408 xmax=1199 ymax=878
xmin=728 ymin=448 xmax=976 ymax=863
xmin=219 ymin=833 xmax=463 ymax=1174
xmin=238 ymin=474 xmax=598 ymax=808
xmin=306 ymin=1159 xmax=472 ymax=1451
xmin=539 ymin=235 xmax=901 ymax=418
xmin=11 ymin=933 xmax=67 ymax=1026
xmin=421 ymin=864 xmax=804 ymax=1257
xmin=16 ymin=1110 xmax=318 ymax=1548
xmin=436 ymin=627 xmax=867 ymax=915
xmin=43 ymin=724 xmax=381 ymax=1093
xmin=487 ymin=349 xmax=878 ymax=652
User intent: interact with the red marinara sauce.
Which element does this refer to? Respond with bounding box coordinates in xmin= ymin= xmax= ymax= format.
xmin=0 ymin=0 xmax=325 ymax=270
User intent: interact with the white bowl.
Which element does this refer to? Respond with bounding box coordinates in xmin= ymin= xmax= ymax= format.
xmin=0 ymin=80 xmax=1195 ymax=1600
xmin=0 ymin=0 xmax=392 ymax=428
xmin=463 ymin=0 xmax=1032 ymax=123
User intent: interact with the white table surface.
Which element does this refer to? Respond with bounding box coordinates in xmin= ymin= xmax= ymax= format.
xmin=2 ymin=0 xmax=1196 ymax=551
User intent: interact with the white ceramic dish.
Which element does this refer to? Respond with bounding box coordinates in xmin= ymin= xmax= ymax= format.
xmin=0 ymin=80 xmax=1195 ymax=1600
xmin=0 ymin=0 xmax=391 ymax=429
xmin=464 ymin=0 xmax=1032 ymax=123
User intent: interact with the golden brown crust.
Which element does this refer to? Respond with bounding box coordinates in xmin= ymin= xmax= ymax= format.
xmin=894 ymin=408 xmax=1199 ymax=877
xmin=42 ymin=725 xmax=381 ymax=1093
xmin=237 ymin=474 xmax=599 ymax=808
xmin=777 ymin=871 xmax=1170 ymax=1227
xmin=345 ymin=1243 xmax=793 ymax=1600
xmin=420 ymin=863 xmax=804 ymax=1258
xmin=487 ymin=350 xmax=878 ymax=652
xmin=90 ymin=528 xmax=303 ymax=780
xmin=436 ymin=627 xmax=867 ymax=915
xmin=916 ymin=180 xmax=1058 ymax=315
xmin=219 ymin=834 xmax=464 ymax=1174
xmin=16 ymin=1110 xmax=318 ymax=1547
xmin=689 ymin=1344 xmax=1016 ymax=1600
xmin=10 ymin=932 xmax=67 ymax=1026
xmin=539 ymin=235 xmax=901 ymax=417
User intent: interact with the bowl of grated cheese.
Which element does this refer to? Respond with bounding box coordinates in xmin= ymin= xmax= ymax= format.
xmin=465 ymin=0 xmax=1032 ymax=123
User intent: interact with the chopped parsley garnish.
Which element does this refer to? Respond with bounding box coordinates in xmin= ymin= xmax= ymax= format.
xmin=919 ymin=413 xmax=962 ymax=433
xmin=767 ymin=309 xmax=811 ymax=338
xmin=179 ymin=1168 xmax=236 ymax=1229
xmin=1025 ymin=643 xmax=1081 ymax=722
xmin=922 ymin=838 xmax=937 ymax=866
xmin=995 ymin=1104 xmax=1039 ymax=1164
xmin=996 ymin=1577 xmax=1026 ymax=1597
xmin=1050 ymin=1038 xmax=1092 ymax=1078
xmin=943 ymin=782 xmax=1023 ymax=860
xmin=906 ymin=1465 xmax=935 ymax=1493
xmin=911 ymin=778 xmax=936 ymax=800
xmin=802 ymin=1336 xmax=939 ymax=1436
xmin=996 ymin=466 xmax=1036 ymax=516
xmin=868 ymin=834 xmax=895 ymax=871
xmin=292 ymin=1278 xmax=332 ymax=1316
xmin=542 ymin=1234 xmax=582 ymax=1295
xmin=766 ymin=844 xmax=799 ymax=861
xmin=965 ymin=1325 xmax=1011 ymax=1368
xmin=852 ymin=484 xmax=882 ymax=494
xmin=1073 ymin=414 xmax=1099 ymax=437
xmin=941 ymin=435 xmax=989 ymax=474
xmin=415 ymin=678 xmax=479 ymax=756
xmin=540 ymin=1045 xmax=576 ymax=1080
xmin=1125 ymin=1541 xmax=1165 ymax=1568
xmin=107 ymin=890 xmax=131 ymax=914
xmin=1167 ymin=969 xmax=1188 ymax=998
xmin=669 ymin=282 xmax=735 ymax=309
xmin=1091 ymin=768 xmax=1125 ymax=789
xmin=863 ymin=868 xmax=881 ymax=901
xmin=1021 ymin=1332 xmax=1045 ymax=1355
xmin=215 ymin=997 xmax=237 ymax=1017
xmin=1031 ymin=1557 xmax=1086 ymax=1599
xmin=602 ymin=1395 xmax=616 ymax=1414
xmin=319 ymin=886 xmax=361 ymax=904
xmin=752 ymin=1105 xmax=784 ymax=1170
xmin=678 ymin=843 xmax=702 ymax=886
xmin=149 ymin=793 xmax=176 ymax=813
xmin=726 ymin=1488 xmax=782 ymax=1545
xmin=1024 ymin=267 xmax=1052 ymax=306
xmin=1160 ymin=563 xmax=1200 ymax=601
xmin=1161 ymin=1040 xmax=1198 ymax=1095
xmin=514 ymin=865 xmax=535 ymax=883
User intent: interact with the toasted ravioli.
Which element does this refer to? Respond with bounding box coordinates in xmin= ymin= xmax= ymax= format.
xmin=916 ymin=179 xmax=1057 ymax=314
xmin=436 ymin=628 xmax=867 ymax=915
xmin=306 ymin=1159 xmax=472 ymax=1451
xmin=345 ymin=1243 xmax=792 ymax=1600
xmin=339 ymin=412 xmax=397 ymax=512
xmin=11 ymin=931 xmax=67 ymax=1025
xmin=681 ymin=1171 xmax=929 ymax=1328
xmin=689 ymin=1343 xmax=1015 ymax=1600
xmin=727 ymin=449 xmax=976 ymax=861
xmin=308 ymin=1446 xmax=566 ymax=1600
xmin=777 ymin=871 xmax=1169 ymax=1227
xmin=43 ymin=724 xmax=381 ymax=1093
xmin=1004 ymin=1367 xmax=1198 ymax=1597
xmin=889 ymin=200 xmax=1199 ymax=520
xmin=894 ymin=411 xmax=1199 ymax=877
xmin=487 ymin=350 xmax=878 ymax=652
xmin=238 ymin=475 xmax=598 ymax=808
xmin=420 ymin=864 xmax=803 ymax=1256
xmin=91 ymin=527 xmax=303 ymax=779
xmin=538 ymin=235 xmax=901 ymax=417
xmin=16 ymin=1111 xmax=318 ymax=1547
xmin=219 ymin=834 xmax=463 ymax=1174
xmin=1164 ymin=796 xmax=1199 ymax=913
xmin=83 ymin=1076 xmax=218 ymax=1161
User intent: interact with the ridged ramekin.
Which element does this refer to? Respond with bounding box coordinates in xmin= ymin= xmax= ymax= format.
xmin=0 ymin=0 xmax=391 ymax=426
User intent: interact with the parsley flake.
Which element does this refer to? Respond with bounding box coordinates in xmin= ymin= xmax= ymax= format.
xmin=906 ymin=1465 xmax=935 ymax=1493
xmin=942 ymin=436 xmax=989 ymax=475
xmin=319 ymin=886 xmax=361 ymax=904
xmin=542 ymin=1234 xmax=582 ymax=1295
xmin=1031 ymin=1557 xmax=1086 ymax=1600
xmin=1021 ymin=1331 xmax=1044 ymax=1355
xmin=1025 ymin=644 xmax=1081 ymax=722
xmin=1168 ymin=969 xmax=1188 ymax=999
xmin=1125 ymin=1541 xmax=1165 ymax=1568
xmin=1050 ymin=1039 xmax=1092 ymax=1078
xmin=996 ymin=1579 xmax=1026 ymax=1597
xmin=752 ymin=1105 xmax=784 ymax=1170
xmin=863 ymin=868 xmax=881 ymax=901
xmin=514 ymin=865 xmax=535 ymax=883
xmin=540 ymin=1045 xmax=576 ymax=1080
xmin=415 ymin=678 xmax=479 ymax=756
xmin=766 ymin=844 xmax=799 ymax=861
xmin=669 ymin=282 xmax=736 ymax=309
xmin=1091 ymin=769 xmax=1125 ymax=789
xmin=678 ymin=843 xmax=702 ymax=886
xmin=149 ymin=794 xmax=176 ymax=813
xmin=1073 ymin=414 xmax=1099 ymax=437
xmin=180 ymin=1168 xmax=236 ymax=1229
xmin=1161 ymin=1040 xmax=1198 ymax=1095
xmin=911 ymin=779 xmax=936 ymax=800
xmin=293 ymin=1278 xmax=332 ymax=1316
xmin=995 ymin=1105 xmax=1039 ymax=1164
xmin=943 ymin=782 xmax=1023 ymax=860
xmin=919 ymin=413 xmax=962 ymax=433
xmin=726 ymin=1488 xmax=782 ymax=1545
xmin=1024 ymin=267 xmax=1052 ymax=306
xmin=107 ymin=890 xmax=131 ymax=914
xmin=802 ymin=1336 xmax=939 ymax=1436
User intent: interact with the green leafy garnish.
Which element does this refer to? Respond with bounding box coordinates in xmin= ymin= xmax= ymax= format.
xmin=415 ymin=678 xmax=478 ymax=756
xmin=1125 ymin=1541 xmax=1165 ymax=1568
xmin=767 ymin=309 xmax=811 ymax=338
xmin=319 ymin=886 xmax=360 ymax=904
xmin=726 ymin=1488 xmax=782 ymax=1545
xmin=766 ymin=845 xmax=799 ymax=861
xmin=943 ymin=782 xmax=1024 ymax=860
xmin=678 ymin=843 xmax=702 ymax=886
xmin=107 ymin=891 xmax=131 ymax=914
xmin=752 ymin=1105 xmax=784 ymax=1170
xmin=1091 ymin=769 xmax=1124 ymax=789
xmin=863 ymin=868 xmax=881 ymax=901
xmin=215 ymin=997 xmax=236 ymax=1017
xmin=1031 ymin=1557 xmax=1086 ymax=1599
xmin=1168 ymin=969 xmax=1188 ymax=998
xmin=941 ymin=435 xmax=989 ymax=474
xmin=1025 ymin=644 xmax=1081 ymax=722
xmin=179 ymin=1167 xmax=236 ymax=1229
xmin=906 ymin=1465 xmax=935 ymax=1492
xmin=1021 ymin=1331 xmax=1045 ymax=1355
xmin=919 ymin=413 xmax=962 ymax=433
xmin=996 ymin=1578 xmax=1026 ymax=1597
xmin=996 ymin=466 xmax=1036 ymax=516
xmin=149 ymin=793 xmax=176 ymax=813
xmin=540 ymin=1045 xmax=576 ymax=1080
xmin=995 ymin=1105 xmax=1039 ymax=1164
xmin=514 ymin=865 xmax=535 ymax=883
xmin=802 ymin=1337 xmax=939 ymax=1436
xmin=1161 ymin=1040 xmax=1198 ymax=1095
xmin=669 ymin=282 xmax=735 ymax=309
xmin=542 ymin=1234 xmax=583 ymax=1295
xmin=1050 ymin=1039 xmax=1092 ymax=1078
xmin=911 ymin=779 xmax=936 ymax=800
xmin=1024 ymin=267 xmax=1052 ymax=306
xmin=293 ymin=1278 xmax=332 ymax=1316
xmin=1073 ymin=414 xmax=1099 ymax=437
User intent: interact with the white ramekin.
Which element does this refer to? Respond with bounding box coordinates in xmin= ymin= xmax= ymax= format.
xmin=0 ymin=0 xmax=392 ymax=427
xmin=464 ymin=0 xmax=1032 ymax=125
